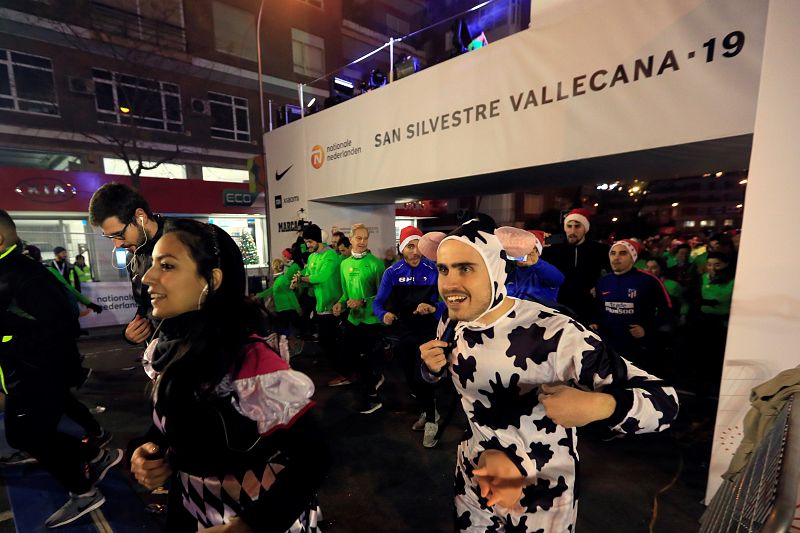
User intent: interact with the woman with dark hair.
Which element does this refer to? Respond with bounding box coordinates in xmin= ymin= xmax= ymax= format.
xmin=131 ymin=219 xmax=327 ymax=532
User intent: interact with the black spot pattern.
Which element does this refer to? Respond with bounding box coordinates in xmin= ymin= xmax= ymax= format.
xmin=506 ymin=322 xmax=563 ymax=371
xmin=477 ymin=436 xmax=527 ymax=476
xmin=558 ymin=429 xmax=580 ymax=499
xmin=454 ymin=466 xmax=467 ymax=496
xmin=463 ymin=327 xmax=495 ymax=348
xmin=538 ymin=310 xmax=556 ymax=320
xmin=455 ymin=510 xmax=472 ymax=531
xmin=528 ymin=441 xmax=554 ymax=471
xmin=620 ymin=416 xmax=643 ymax=433
xmin=486 ymin=515 xmax=503 ymax=532
xmin=576 ymin=335 xmax=607 ymax=384
xmin=519 ymin=475 xmax=569 ymax=512
xmin=505 ymin=515 xmax=539 ymax=533
xmin=533 ymin=415 xmax=558 ymax=434
xmin=507 ymin=310 xmax=516 ymax=319
xmin=473 ymin=373 xmax=540 ymax=431
xmin=642 ymin=389 xmax=679 ymax=429
xmin=453 ymin=353 xmax=477 ymax=389
xmin=567 ymin=318 xmax=587 ymax=332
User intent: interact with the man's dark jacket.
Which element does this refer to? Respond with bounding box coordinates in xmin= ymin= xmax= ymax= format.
xmin=0 ymin=244 xmax=81 ymax=391
xmin=542 ymin=238 xmax=610 ymax=323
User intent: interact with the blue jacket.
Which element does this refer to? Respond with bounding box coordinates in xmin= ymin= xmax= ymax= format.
xmin=373 ymin=257 xmax=439 ymax=332
xmin=506 ymin=259 xmax=565 ymax=306
xmin=593 ymin=268 xmax=672 ymax=359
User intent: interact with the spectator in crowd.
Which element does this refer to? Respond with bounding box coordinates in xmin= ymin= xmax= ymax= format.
xmin=330 ymin=231 xmax=345 ymax=250
xmin=73 ymin=254 xmax=93 ymax=283
xmin=257 ymin=254 xmax=302 ymax=340
xmin=88 ymin=183 xmax=164 ymax=345
xmin=591 ymin=239 xmax=672 ymax=374
xmin=132 ymin=219 xmax=327 ymax=531
xmin=336 ymin=235 xmax=352 ymax=257
xmin=502 ymin=228 xmax=564 ymax=306
xmin=373 ymin=226 xmax=440 ymax=445
xmin=291 ymin=224 xmax=347 ymax=386
xmin=686 ymin=251 xmax=736 ymax=411
xmin=667 ymin=243 xmax=697 ymax=288
xmin=542 ymin=208 xmax=609 ymax=323
xmin=0 ymin=209 xmax=122 ymax=528
xmin=333 ymin=224 xmax=386 ymax=413
xmin=418 ymin=216 xmax=678 ymax=532
xmin=50 ymin=246 xmax=81 ymax=292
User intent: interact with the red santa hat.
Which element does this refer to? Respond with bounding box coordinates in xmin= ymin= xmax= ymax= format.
xmin=529 ymin=230 xmax=546 ymax=255
xmin=564 ymin=208 xmax=591 ymax=232
xmin=281 ymin=248 xmax=292 ymax=260
xmin=611 ymin=239 xmax=642 ymax=263
xmin=398 ymin=225 xmax=423 ymax=252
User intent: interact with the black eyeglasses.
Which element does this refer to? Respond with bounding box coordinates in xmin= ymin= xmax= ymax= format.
xmin=102 ymin=222 xmax=130 ymax=240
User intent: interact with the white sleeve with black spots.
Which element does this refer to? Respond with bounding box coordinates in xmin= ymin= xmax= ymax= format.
xmin=547 ymin=313 xmax=680 ymax=434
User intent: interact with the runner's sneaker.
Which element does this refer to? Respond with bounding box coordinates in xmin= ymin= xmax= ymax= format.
xmin=45 ymin=489 xmax=105 ymax=528
xmin=88 ymin=448 xmax=123 ymax=484
xmin=327 ymin=375 xmax=352 ymax=387
xmin=423 ymin=422 xmax=439 ymax=448
xmin=411 ymin=410 xmax=441 ymax=431
xmin=0 ymin=451 xmax=38 ymax=466
xmin=359 ymin=395 xmax=383 ymax=415
xmin=82 ymin=429 xmax=113 ymax=449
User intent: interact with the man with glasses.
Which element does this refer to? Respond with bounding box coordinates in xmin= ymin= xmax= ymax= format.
xmin=88 ymin=183 xmax=165 ymax=344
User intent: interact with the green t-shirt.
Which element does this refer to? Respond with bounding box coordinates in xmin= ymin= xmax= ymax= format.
xmin=339 ymin=252 xmax=385 ymax=326
xmin=700 ymin=273 xmax=734 ymax=315
xmin=300 ymin=248 xmax=343 ymax=314
xmin=258 ymin=263 xmax=300 ymax=313
xmin=73 ymin=263 xmax=92 ymax=283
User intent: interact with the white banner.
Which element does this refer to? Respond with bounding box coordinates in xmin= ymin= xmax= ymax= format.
xmin=78 ymin=282 xmax=137 ymax=328
xmin=265 ymin=0 xmax=767 ymax=217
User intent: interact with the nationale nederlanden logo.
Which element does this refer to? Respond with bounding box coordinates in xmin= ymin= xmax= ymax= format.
xmin=310 ymin=145 xmax=325 ymax=169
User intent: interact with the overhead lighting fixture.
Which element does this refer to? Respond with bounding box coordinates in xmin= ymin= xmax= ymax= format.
xmin=307 ymin=97 xmax=316 ymax=108
xmin=739 ymin=179 xmax=748 ymax=185
xmin=333 ymin=77 xmax=354 ymax=89
xmin=612 ymin=217 xmax=619 ymax=222
xmin=593 ymin=203 xmax=599 ymax=207
xmin=736 ymin=204 xmax=743 ymax=209
xmin=671 ymin=202 xmax=679 ymax=207
xmin=119 ymin=106 xmax=131 ymax=114
xmin=715 ymin=171 xmax=724 ymax=177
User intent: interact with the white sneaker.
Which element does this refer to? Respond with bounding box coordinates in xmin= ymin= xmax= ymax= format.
xmin=423 ymin=422 xmax=439 ymax=448
xmin=45 ymin=489 xmax=105 ymax=528
xmin=411 ymin=410 xmax=440 ymax=431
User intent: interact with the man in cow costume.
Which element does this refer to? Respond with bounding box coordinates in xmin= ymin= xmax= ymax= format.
xmin=419 ymin=217 xmax=679 ymax=532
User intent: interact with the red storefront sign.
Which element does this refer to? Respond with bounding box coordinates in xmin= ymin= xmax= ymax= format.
xmin=1 ymin=167 xmax=266 ymax=216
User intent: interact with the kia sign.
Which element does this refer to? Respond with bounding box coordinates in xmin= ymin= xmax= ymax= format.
xmin=14 ymin=178 xmax=77 ymax=203
xmin=223 ymin=190 xmax=258 ymax=207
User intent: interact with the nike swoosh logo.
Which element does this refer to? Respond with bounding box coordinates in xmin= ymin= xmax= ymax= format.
xmin=275 ymin=165 xmax=293 ymax=181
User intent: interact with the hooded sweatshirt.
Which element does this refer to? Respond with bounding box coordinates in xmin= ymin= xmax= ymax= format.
xmin=424 ymin=217 xmax=679 ymax=532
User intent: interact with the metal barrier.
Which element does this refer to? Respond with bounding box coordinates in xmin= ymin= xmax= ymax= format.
xmin=699 ymin=393 xmax=800 ymax=532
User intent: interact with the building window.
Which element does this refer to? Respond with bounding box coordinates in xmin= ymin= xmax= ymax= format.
xmin=202 ymin=166 xmax=249 ymax=183
xmin=297 ymin=0 xmax=323 ymax=8
xmin=92 ymin=68 xmax=182 ymax=132
xmin=103 ymin=157 xmax=187 ymax=179
xmin=0 ymin=49 xmax=58 ymax=115
xmin=291 ymin=29 xmax=325 ymax=78
xmin=208 ymin=92 xmax=250 ymax=142
xmin=211 ymin=1 xmax=257 ymax=61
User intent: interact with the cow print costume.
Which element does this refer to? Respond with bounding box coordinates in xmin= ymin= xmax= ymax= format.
xmin=424 ymin=218 xmax=679 ymax=532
